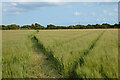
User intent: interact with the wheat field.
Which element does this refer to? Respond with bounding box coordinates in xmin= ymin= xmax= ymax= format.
xmin=2 ymin=29 xmax=118 ymax=78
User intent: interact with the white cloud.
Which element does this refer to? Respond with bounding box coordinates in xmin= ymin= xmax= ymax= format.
xmin=3 ymin=9 xmax=7 ymax=12
xmin=14 ymin=11 xmax=21 ymax=14
xmin=2 ymin=0 xmax=120 ymax=2
xmin=11 ymin=3 xmax=17 ymax=6
xmin=108 ymin=13 xmax=113 ymax=16
xmin=103 ymin=8 xmax=117 ymax=16
xmin=108 ymin=12 xmax=117 ymax=16
xmin=17 ymin=2 xmax=66 ymax=6
xmin=2 ymin=2 xmax=67 ymax=15
xmin=74 ymin=11 xmax=80 ymax=16
xmin=91 ymin=12 xmax=96 ymax=16
xmin=2 ymin=3 xmax=24 ymax=14
xmin=103 ymin=0 xmax=118 ymax=2
xmin=108 ymin=13 xmax=114 ymax=16
xmin=114 ymin=8 xmax=118 ymax=12
xmin=66 ymin=5 xmax=72 ymax=8
xmin=103 ymin=10 xmax=107 ymax=14
xmin=2 ymin=0 xmax=61 ymax=2
xmin=103 ymin=18 xmax=106 ymax=21
xmin=97 ymin=18 xmax=100 ymax=21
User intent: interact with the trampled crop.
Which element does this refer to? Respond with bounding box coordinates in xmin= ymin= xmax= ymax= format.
xmin=2 ymin=29 xmax=118 ymax=78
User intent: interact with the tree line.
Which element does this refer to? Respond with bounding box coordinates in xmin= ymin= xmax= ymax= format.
xmin=1 ymin=23 xmax=120 ymax=30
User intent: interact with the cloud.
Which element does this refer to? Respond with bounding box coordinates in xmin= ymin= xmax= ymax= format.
xmin=2 ymin=0 xmax=120 ymax=2
xmin=74 ymin=11 xmax=80 ymax=16
xmin=83 ymin=3 xmax=94 ymax=7
xmin=0 ymin=12 xmax=1 ymax=16
xmin=2 ymin=2 xmax=67 ymax=15
xmin=103 ymin=18 xmax=106 ymax=21
xmin=118 ymin=2 xmax=120 ymax=22
xmin=14 ymin=11 xmax=21 ymax=14
xmin=102 ymin=8 xmax=117 ymax=16
xmin=66 ymin=5 xmax=72 ymax=8
xmin=114 ymin=8 xmax=118 ymax=12
xmin=11 ymin=3 xmax=17 ymax=6
xmin=103 ymin=0 xmax=118 ymax=2
xmin=108 ymin=13 xmax=113 ymax=16
xmin=108 ymin=12 xmax=117 ymax=16
xmin=2 ymin=0 xmax=61 ymax=2
xmin=103 ymin=10 xmax=107 ymax=14
xmin=103 ymin=8 xmax=117 ymax=16
xmin=98 ymin=2 xmax=118 ymax=6
xmin=97 ymin=18 xmax=100 ymax=21
xmin=2 ymin=3 xmax=24 ymax=14
xmin=91 ymin=12 xmax=96 ymax=16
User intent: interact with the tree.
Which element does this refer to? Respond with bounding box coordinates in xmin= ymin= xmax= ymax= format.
xmin=2 ymin=23 xmax=120 ymax=30
xmin=113 ymin=24 xmax=119 ymax=28
xmin=2 ymin=24 xmax=20 ymax=30
xmin=47 ymin=24 xmax=56 ymax=29
xmin=102 ymin=23 xmax=110 ymax=28
xmin=34 ymin=23 xmax=45 ymax=30
xmin=68 ymin=25 xmax=74 ymax=29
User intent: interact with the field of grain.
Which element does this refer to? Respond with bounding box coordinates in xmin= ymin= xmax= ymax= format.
xmin=2 ymin=29 xmax=118 ymax=78
xmin=2 ymin=30 xmax=61 ymax=78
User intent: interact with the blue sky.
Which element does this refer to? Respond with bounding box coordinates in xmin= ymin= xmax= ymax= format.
xmin=2 ymin=2 xmax=119 ymax=27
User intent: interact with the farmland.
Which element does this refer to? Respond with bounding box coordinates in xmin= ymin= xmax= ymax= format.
xmin=2 ymin=29 xmax=118 ymax=78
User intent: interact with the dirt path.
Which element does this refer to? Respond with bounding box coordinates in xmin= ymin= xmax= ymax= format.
xmin=27 ymin=32 xmax=62 ymax=78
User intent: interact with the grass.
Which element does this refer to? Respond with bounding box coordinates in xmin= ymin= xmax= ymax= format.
xmin=35 ymin=30 xmax=104 ymax=77
xmin=2 ymin=30 xmax=61 ymax=78
xmin=2 ymin=29 xmax=118 ymax=78
xmin=76 ymin=30 xmax=118 ymax=78
xmin=0 ymin=30 xmax=1 ymax=79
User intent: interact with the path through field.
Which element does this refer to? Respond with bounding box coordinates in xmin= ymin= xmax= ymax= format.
xmin=2 ymin=29 xmax=118 ymax=78
xmin=2 ymin=31 xmax=61 ymax=78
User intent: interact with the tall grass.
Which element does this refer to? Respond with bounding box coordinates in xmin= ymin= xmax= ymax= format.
xmin=76 ymin=30 xmax=118 ymax=78
xmin=2 ymin=29 xmax=118 ymax=78
xmin=2 ymin=30 xmax=61 ymax=78
xmin=2 ymin=31 xmax=34 ymax=78
xmin=35 ymin=30 xmax=105 ymax=77
xmin=0 ymin=29 xmax=2 ymax=79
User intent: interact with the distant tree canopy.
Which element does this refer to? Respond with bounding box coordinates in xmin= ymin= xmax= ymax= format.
xmin=21 ymin=23 xmax=45 ymax=30
xmin=2 ymin=23 xmax=120 ymax=30
xmin=47 ymin=24 xmax=67 ymax=29
xmin=2 ymin=24 xmax=20 ymax=30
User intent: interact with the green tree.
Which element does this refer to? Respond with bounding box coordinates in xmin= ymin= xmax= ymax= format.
xmin=68 ymin=25 xmax=74 ymax=29
xmin=47 ymin=24 xmax=56 ymax=29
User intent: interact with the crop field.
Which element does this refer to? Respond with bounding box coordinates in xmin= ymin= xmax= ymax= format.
xmin=2 ymin=29 xmax=118 ymax=78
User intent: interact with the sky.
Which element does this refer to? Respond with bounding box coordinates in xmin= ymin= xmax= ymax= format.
xmin=1 ymin=2 xmax=119 ymax=27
